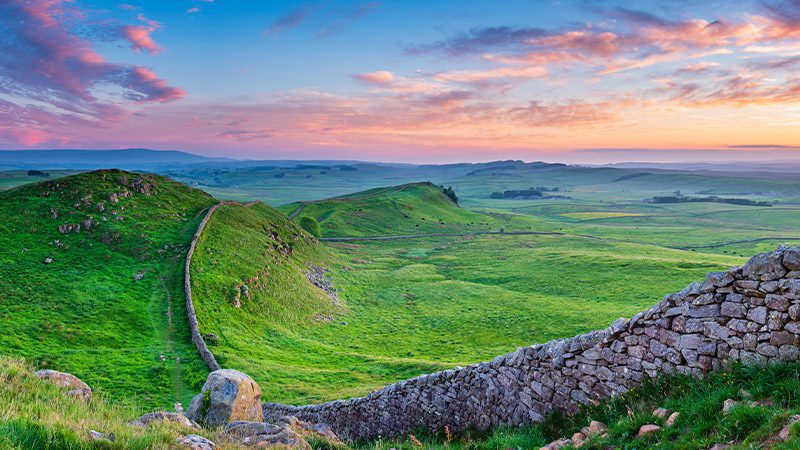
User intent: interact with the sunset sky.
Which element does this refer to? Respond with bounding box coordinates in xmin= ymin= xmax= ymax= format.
xmin=2 ymin=0 xmax=800 ymax=162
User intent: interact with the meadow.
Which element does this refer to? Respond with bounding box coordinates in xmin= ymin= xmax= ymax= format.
xmin=2 ymin=162 xmax=800 ymax=449
xmin=0 ymin=171 xmax=215 ymax=409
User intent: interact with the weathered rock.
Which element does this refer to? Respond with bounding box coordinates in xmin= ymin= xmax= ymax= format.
xmin=665 ymin=412 xmax=680 ymax=427
xmin=88 ymin=430 xmax=112 ymax=442
xmin=34 ymin=370 xmax=92 ymax=402
xmin=784 ymin=247 xmax=800 ymax=271
xmin=43 ymin=257 xmax=53 ymax=264
xmin=176 ymin=434 xmax=216 ymax=450
xmin=129 ymin=411 xmax=198 ymax=429
xmin=778 ymin=414 xmax=800 ymax=441
xmin=636 ymin=424 xmax=660 ymax=438
xmin=224 ymin=421 xmax=310 ymax=449
xmin=722 ymin=399 xmax=738 ymax=414
xmin=186 ymin=369 xmax=263 ymax=427
xmin=540 ymin=438 xmax=571 ymax=450
xmin=581 ymin=420 xmax=607 ymax=438
xmin=570 ymin=432 xmax=586 ymax=447
xmin=652 ymin=407 xmax=671 ymax=419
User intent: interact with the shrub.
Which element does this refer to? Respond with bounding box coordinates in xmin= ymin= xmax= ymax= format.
xmin=299 ymin=216 xmax=322 ymax=238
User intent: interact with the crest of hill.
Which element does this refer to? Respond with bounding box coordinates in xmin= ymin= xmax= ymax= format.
xmin=187 ymin=201 xmax=342 ymax=403
xmin=0 ymin=169 xmax=216 ymax=408
xmin=280 ymin=182 xmax=497 ymax=237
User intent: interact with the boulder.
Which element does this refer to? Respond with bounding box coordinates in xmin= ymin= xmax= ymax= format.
xmin=129 ymin=411 xmax=198 ymax=429
xmin=540 ymin=438 xmax=571 ymax=450
xmin=666 ymin=412 xmax=680 ymax=427
xmin=652 ymin=407 xmax=672 ymax=419
xmin=784 ymin=247 xmax=800 ymax=271
xmin=176 ymin=434 xmax=216 ymax=450
xmin=224 ymin=421 xmax=310 ymax=449
xmin=34 ymin=370 xmax=92 ymax=402
xmin=186 ymin=369 xmax=263 ymax=427
xmin=636 ymin=424 xmax=660 ymax=438
xmin=722 ymin=399 xmax=738 ymax=414
xmin=778 ymin=414 xmax=800 ymax=441
xmin=88 ymin=430 xmax=113 ymax=442
xmin=581 ymin=420 xmax=608 ymax=438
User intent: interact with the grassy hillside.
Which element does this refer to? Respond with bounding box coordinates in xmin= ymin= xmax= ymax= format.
xmin=0 ymin=170 xmax=215 ymax=408
xmin=189 ymin=202 xmax=349 ymax=403
xmin=5 ymin=353 xmax=800 ymax=449
xmin=0 ymin=358 xmax=224 ymax=449
xmin=192 ymin=183 xmax=742 ymax=405
xmin=280 ymin=182 xmax=504 ymax=237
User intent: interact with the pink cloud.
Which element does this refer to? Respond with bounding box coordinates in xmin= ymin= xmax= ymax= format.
xmin=120 ymin=14 xmax=163 ymax=54
xmin=353 ymin=70 xmax=396 ymax=86
xmin=0 ymin=0 xmax=184 ymax=146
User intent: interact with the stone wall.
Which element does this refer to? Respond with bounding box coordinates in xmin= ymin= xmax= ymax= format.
xmin=263 ymin=246 xmax=800 ymax=442
xmin=185 ymin=201 xmax=260 ymax=372
xmin=185 ymin=204 xmax=223 ymax=371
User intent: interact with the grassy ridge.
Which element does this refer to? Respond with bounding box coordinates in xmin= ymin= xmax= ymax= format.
xmin=0 ymin=170 xmax=215 ymax=408
xmin=189 ymin=202 xmax=350 ymax=403
xmin=281 ymin=183 xmax=498 ymax=237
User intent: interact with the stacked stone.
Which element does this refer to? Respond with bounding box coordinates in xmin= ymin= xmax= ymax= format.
xmin=263 ymin=246 xmax=800 ymax=442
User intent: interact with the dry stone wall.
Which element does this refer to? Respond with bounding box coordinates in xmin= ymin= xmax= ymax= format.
xmin=186 ymin=201 xmax=260 ymax=371
xmin=263 ymin=246 xmax=800 ymax=442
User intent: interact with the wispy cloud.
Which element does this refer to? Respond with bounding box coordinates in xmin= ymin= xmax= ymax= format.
xmin=263 ymin=4 xmax=319 ymax=37
xmin=315 ymin=2 xmax=379 ymax=39
xmin=264 ymin=2 xmax=379 ymax=39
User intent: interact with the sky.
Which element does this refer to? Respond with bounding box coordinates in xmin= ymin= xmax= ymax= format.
xmin=1 ymin=0 xmax=800 ymax=163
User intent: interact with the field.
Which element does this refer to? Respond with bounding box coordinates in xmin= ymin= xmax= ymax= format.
xmin=0 ymin=171 xmax=215 ymax=409
xmin=2 ymin=161 xmax=800 ymax=448
xmin=187 ymin=183 xmax=745 ymax=404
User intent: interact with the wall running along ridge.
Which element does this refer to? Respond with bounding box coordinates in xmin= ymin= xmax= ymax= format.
xmin=185 ymin=201 xmax=259 ymax=371
xmin=185 ymin=204 xmax=224 ymax=371
xmin=263 ymin=246 xmax=800 ymax=442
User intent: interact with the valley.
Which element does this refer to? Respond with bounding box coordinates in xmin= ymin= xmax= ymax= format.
xmin=2 ymin=162 xmax=800 ymax=448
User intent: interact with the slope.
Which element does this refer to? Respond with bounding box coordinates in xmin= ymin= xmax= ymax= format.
xmin=188 ymin=202 xmax=349 ymax=403
xmin=0 ymin=170 xmax=216 ymax=408
xmin=280 ymin=182 xmax=502 ymax=237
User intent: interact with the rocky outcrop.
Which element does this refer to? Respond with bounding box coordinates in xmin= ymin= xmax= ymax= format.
xmin=176 ymin=434 xmax=216 ymax=449
xmin=34 ymin=369 xmax=92 ymax=402
xmin=263 ymin=246 xmax=800 ymax=442
xmin=129 ymin=411 xmax=198 ymax=429
xmin=187 ymin=369 xmax=263 ymax=427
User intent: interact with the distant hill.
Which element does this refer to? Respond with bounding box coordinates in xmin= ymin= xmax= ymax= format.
xmin=0 ymin=149 xmax=231 ymax=170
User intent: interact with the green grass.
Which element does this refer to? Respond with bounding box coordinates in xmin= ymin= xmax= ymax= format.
xmin=364 ymin=362 xmax=800 ymax=449
xmin=280 ymin=183 xmax=501 ymax=237
xmin=191 ymin=182 xmax=743 ymax=405
xmin=0 ymin=357 xmax=236 ymax=449
xmin=0 ymin=170 xmax=216 ymax=409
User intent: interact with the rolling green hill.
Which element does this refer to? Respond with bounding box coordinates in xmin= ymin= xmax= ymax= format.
xmin=190 ymin=182 xmax=743 ymax=406
xmin=280 ymin=182 xmax=503 ymax=237
xmin=0 ymin=170 xmax=215 ymax=408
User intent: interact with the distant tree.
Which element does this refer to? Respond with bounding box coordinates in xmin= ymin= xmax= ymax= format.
xmin=27 ymin=170 xmax=50 ymax=177
xmin=442 ymin=186 xmax=459 ymax=205
xmin=299 ymin=217 xmax=322 ymax=238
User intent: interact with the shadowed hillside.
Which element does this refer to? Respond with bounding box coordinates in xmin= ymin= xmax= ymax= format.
xmin=0 ymin=170 xmax=215 ymax=408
